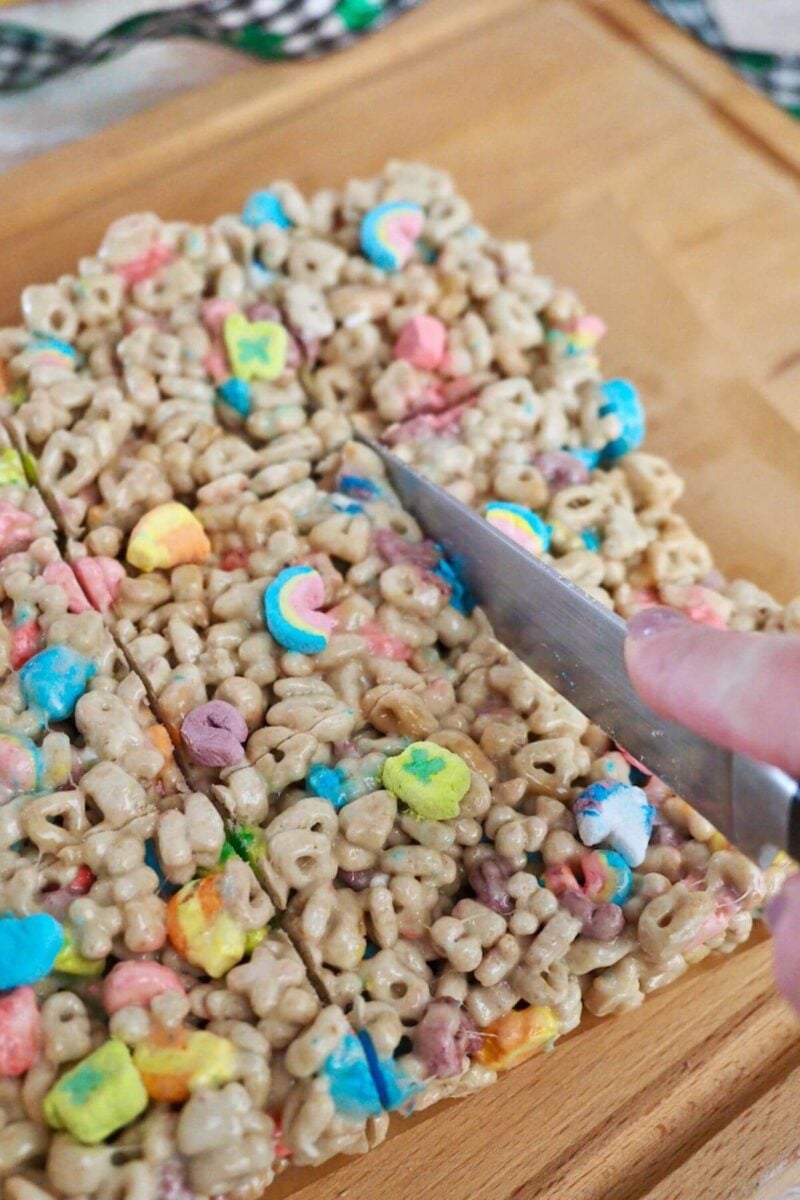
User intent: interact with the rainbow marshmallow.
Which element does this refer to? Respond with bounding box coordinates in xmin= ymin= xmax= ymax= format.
xmin=0 ymin=732 xmax=53 ymax=801
xmin=544 ymin=848 xmax=633 ymax=907
xmin=264 ymin=565 xmax=335 ymax=655
xmin=583 ymin=849 xmax=633 ymax=905
xmin=546 ymin=313 xmax=606 ymax=368
xmin=484 ymin=502 xmax=551 ymax=556
xmin=29 ymin=335 xmax=81 ymax=371
xmin=570 ymin=313 xmax=606 ymax=346
xmin=126 ymin=503 xmax=211 ymax=572
xmin=360 ymin=201 xmax=425 ymax=272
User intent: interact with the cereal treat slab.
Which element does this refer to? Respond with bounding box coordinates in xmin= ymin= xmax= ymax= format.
xmin=0 ymin=163 xmax=796 ymax=1196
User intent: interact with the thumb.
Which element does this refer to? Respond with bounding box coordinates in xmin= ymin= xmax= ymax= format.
xmin=766 ymin=874 xmax=800 ymax=1014
xmin=624 ymin=607 xmax=800 ymax=779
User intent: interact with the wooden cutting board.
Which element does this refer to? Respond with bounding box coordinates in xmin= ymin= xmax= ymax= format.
xmin=2 ymin=1 xmax=800 ymax=1196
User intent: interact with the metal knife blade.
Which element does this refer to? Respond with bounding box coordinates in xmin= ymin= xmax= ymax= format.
xmin=359 ymin=434 xmax=800 ymax=863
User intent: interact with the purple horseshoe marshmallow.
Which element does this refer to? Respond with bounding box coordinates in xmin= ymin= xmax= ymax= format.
xmin=533 ymin=450 xmax=591 ymax=492
xmin=560 ymin=890 xmax=625 ymax=941
xmin=180 ymin=700 xmax=248 ymax=767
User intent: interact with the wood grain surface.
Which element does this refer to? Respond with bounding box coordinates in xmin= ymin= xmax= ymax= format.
xmin=272 ymin=933 xmax=800 ymax=1200
xmin=2 ymin=1 xmax=799 ymax=1195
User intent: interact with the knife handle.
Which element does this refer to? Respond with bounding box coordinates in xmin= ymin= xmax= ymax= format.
xmin=789 ymin=786 xmax=800 ymax=862
xmin=732 ymin=754 xmax=800 ymax=864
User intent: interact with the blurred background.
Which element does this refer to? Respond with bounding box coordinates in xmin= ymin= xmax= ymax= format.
xmin=1 ymin=0 xmax=799 ymax=173
xmin=2 ymin=0 xmax=258 ymax=170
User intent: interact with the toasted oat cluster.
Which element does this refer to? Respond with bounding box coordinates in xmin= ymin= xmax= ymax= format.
xmin=0 ymin=162 xmax=795 ymax=1199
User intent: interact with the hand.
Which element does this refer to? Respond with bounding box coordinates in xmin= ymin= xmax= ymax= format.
xmin=624 ymin=606 xmax=800 ymax=1013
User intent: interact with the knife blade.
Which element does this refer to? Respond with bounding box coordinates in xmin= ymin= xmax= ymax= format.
xmin=358 ymin=434 xmax=800 ymax=864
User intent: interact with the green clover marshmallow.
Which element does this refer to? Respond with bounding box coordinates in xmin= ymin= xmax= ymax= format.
xmin=381 ymin=741 xmax=471 ymax=821
xmin=43 ymin=1040 xmax=147 ymax=1144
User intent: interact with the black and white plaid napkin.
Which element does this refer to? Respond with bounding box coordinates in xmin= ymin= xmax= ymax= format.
xmin=1 ymin=0 xmax=798 ymax=116
xmin=0 ymin=0 xmax=421 ymax=91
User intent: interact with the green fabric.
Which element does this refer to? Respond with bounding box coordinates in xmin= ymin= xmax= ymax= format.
xmin=227 ymin=25 xmax=287 ymax=58
xmin=336 ymin=0 xmax=384 ymax=31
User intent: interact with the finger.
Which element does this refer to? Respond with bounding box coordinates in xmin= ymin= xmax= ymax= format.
xmin=766 ymin=873 xmax=800 ymax=1014
xmin=624 ymin=608 xmax=800 ymax=778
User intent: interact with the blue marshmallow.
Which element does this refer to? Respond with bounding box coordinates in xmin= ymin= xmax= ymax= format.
xmin=242 ymin=190 xmax=292 ymax=230
xmin=566 ymin=446 xmax=601 ymax=470
xmin=0 ymin=913 xmax=64 ymax=988
xmin=432 ymin=549 xmax=474 ymax=615
xmin=19 ymin=646 xmax=96 ymax=722
xmin=217 ymin=378 xmax=252 ymax=417
xmin=306 ymin=763 xmax=349 ymax=810
xmin=338 ymin=475 xmax=383 ymax=501
xmin=357 ymin=1031 xmax=419 ymax=1112
xmin=599 ymin=379 xmax=645 ymax=461
xmin=330 ymin=496 xmax=364 ymax=515
xmin=323 ymin=1033 xmax=383 ymax=1119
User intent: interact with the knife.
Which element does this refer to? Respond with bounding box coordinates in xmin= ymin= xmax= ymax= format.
xmin=358 ymin=434 xmax=800 ymax=864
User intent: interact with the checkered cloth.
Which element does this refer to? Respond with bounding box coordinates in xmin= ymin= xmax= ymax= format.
xmin=647 ymin=0 xmax=800 ymax=115
xmin=2 ymin=0 xmax=799 ymax=112
xmin=0 ymin=0 xmax=421 ymax=91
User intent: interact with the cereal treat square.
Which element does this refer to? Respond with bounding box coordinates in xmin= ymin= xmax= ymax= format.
xmin=269 ymin=662 xmax=771 ymax=1116
xmin=0 ymin=590 xmax=183 ymax=846
xmin=0 ymin=638 xmax=190 ymax=985
xmin=2 ymin=165 xmax=796 ymax=632
xmin=92 ymin=456 xmax=468 ymax=801
xmin=1 ymin=845 xmax=387 ymax=1198
xmin=0 ymin=210 xmax=352 ymax=540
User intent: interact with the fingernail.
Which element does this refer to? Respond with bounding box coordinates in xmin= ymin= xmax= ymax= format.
xmin=627 ymin=606 xmax=689 ymax=641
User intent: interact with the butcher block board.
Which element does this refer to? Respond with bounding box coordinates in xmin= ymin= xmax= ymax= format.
xmin=2 ymin=1 xmax=800 ymax=1196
